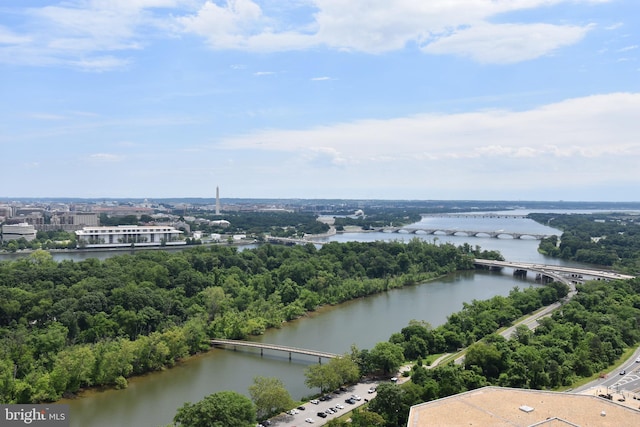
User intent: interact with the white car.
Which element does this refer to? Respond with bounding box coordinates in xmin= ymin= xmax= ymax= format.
xmin=635 ymin=356 xmax=640 ymax=363
xmin=305 ymin=418 xmax=315 ymax=424
xmin=310 ymin=399 xmax=319 ymax=404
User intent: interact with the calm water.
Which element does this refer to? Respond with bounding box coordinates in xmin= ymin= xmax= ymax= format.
xmin=40 ymin=214 xmax=585 ymax=426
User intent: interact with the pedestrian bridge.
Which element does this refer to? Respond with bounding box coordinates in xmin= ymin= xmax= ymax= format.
xmin=210 ymin=339 xmax=338 ymax=362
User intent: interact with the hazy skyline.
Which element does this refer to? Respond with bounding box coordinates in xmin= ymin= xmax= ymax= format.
xmin=1 ymin=1 xmax=639 ymax=201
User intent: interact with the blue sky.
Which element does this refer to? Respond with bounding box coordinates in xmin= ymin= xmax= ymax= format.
xmin=1 ymin=0 xmax=639 ymax=201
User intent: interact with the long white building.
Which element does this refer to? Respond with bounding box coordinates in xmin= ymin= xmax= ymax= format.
xmin=75 ymin=225 xmax=185 ymax=248
xmin=1 ymin=222 xmax=37 ymax=242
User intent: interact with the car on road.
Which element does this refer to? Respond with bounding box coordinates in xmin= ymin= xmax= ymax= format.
xmin=636 ymin=356 xmax=640 ymax=363
xmin=620 ymin=370 xmax=626 ymax=375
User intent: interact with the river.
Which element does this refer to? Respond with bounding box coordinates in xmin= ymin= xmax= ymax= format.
xmin=47 ymin=214 xmax=583 ymax=426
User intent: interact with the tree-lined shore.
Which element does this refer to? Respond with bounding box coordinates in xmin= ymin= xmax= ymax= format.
xmin=0 ymin=239 xmax=498 ymax=404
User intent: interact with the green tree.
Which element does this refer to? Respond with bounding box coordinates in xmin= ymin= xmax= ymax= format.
xmin=327 ymin=355 xmax=361 ymax=385
xmin=173 ymin=390 xmax=255 ymax=427
xmin=350 ymin=409 xmax=386 ymax=426
xmin=248 ymin=376 xmax=293 ymax=420
xmin=369 ymin=341 xmax=405 ymax=375
xmin=304 ymin=363 xmax=341 ymax=393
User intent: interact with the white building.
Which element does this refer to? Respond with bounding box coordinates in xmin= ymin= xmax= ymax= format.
xmin=1 ymin=222 xmax=37 ymax=242
xmin=75 ymin=225 xmax=185 ymax=248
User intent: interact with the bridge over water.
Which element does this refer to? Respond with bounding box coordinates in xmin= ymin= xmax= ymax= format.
xmin=473 ymin=259 xmax=635 ymax=284
xmin=421 ymin=213 xmax=528 ymax=219
xmin=210 ymin=339 xmax=338 ymax=362
xmin=384 ymin=227 xmax=552 ymax=240
xmin=212 ymin=262 xmax=634 ymax=364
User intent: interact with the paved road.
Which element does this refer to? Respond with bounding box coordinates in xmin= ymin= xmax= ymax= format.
xmin=266 ymin=381 xmax=380 ymax=427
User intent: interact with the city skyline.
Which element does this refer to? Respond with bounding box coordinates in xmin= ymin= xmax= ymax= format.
xmin=1 ymin=1 xmax=639 ymax=201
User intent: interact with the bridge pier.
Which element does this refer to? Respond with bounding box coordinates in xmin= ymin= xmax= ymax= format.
xmin=514 ymin=269 xmax=527 ymax=277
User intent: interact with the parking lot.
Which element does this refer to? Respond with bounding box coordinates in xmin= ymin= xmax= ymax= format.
xmin=262 ymin=380 xmax=379 ymax=426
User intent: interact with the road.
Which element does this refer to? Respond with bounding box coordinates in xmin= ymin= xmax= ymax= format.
xmin=574 ymin=349 xmax=640 ymax=401
xmin=266 ymin=381 xmax=380 ymax=427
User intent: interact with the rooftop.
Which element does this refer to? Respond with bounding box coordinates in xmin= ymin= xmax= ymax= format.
xmin=407 ymin=386 xmax=640 ymax=427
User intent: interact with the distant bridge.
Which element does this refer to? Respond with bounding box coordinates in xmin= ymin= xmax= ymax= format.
xmin=384 ymin=227 xmax=552 ymax=240
xmin=210 ymin=339 xmax=338 ymax=362
xmin=421 ymin=213 xmax=528 ymax=219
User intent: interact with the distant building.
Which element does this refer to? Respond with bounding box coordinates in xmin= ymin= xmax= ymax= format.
xmin=75 ymin=225 xmax=185 ymax=248
xmin=407 ymin=386 xmax=640 ymax=426
xmin=91 ymin=206 xmax=154 ymax=218
xmin=45 ymin=212 xmax=100 ymax=232
xmin=1 ymin=223 xmax=37 ymax=242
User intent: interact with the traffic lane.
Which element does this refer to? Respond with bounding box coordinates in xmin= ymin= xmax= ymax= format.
xmin=576 ymin=356 xmax=640 ymax=394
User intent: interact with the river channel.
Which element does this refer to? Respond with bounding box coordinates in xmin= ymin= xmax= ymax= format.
xmin=52 ymin=214 xmax=580 ymax=426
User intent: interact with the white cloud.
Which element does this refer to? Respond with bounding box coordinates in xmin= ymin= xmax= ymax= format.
xmin=421 ymin=23 xmax=593 ymax=64
xmin=311 ymin=76 xmax=331 ymax=81
xmin=618 ymin=45 xmax=638 ymax=52
xmin=217 ymin=92 xmax=640 ymax=164
xmin=0 ymin=0 xmax=607 ymax=68
xmin=175 ymin=0 xmax=599 ymax=61
xmin=88 ymin=153 xmax=122 ymax=162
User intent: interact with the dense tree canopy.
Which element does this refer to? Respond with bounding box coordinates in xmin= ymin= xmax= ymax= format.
xmin=531 ymin=212 xmax=640 ymax=274
xmin=0 ymin=239 xmax=479 ymax=403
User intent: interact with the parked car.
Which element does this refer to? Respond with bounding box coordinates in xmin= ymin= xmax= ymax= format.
xmin=317 ymin=412 xmax=327 ymax=418
xmin=345 ymin=398 xmax=356 ymax=404
xmin=305 ymin=417 xmax=315 ymax=424
xmin=297 ymin=406 xmax=306 ymax=411
xmin=310 ymin=399 xmax=319 ymax=405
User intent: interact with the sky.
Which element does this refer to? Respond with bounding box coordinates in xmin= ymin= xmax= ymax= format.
xmin=1 ymin=0 xmax=639 ymax=201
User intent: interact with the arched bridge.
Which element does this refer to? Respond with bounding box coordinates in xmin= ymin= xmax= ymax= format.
xmin=211 ymin=339 xmax=338 ymax=362
xmin=384 ymin=227 xmax=552 ymax=240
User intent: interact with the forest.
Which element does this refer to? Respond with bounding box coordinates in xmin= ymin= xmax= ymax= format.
xmin=0 ymin=239 xmax=498 ymax=404
xmin=532 ymin=212 xmax=640 ymax=274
